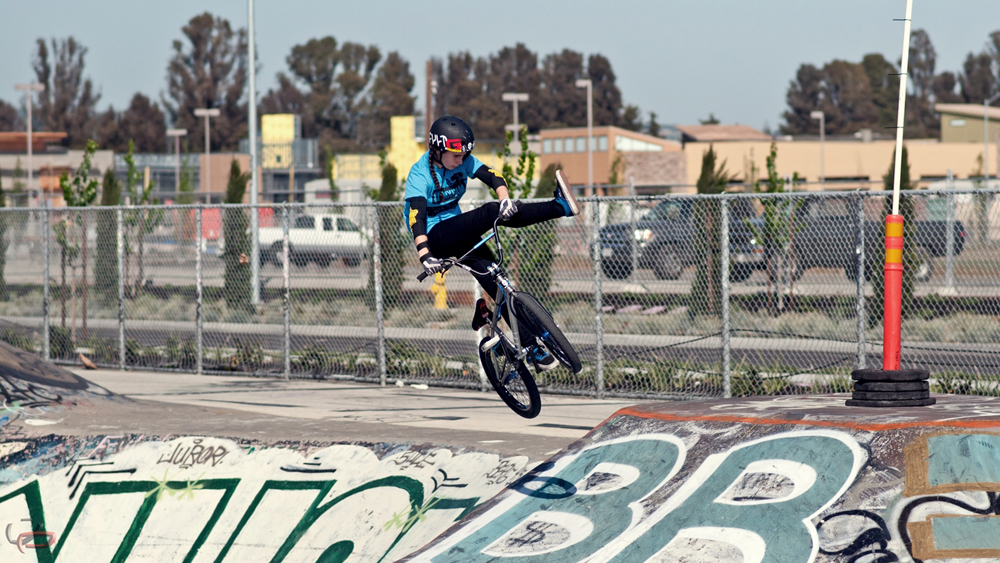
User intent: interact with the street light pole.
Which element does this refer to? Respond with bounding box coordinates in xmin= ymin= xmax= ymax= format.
xmin=575 ymin=79 xmax=593 ymax=196
xmin=248 ymin=0 xmax=261 ymax=306
xmin=15 ymin=83 xmax=44 ymax=206
xmin=502 ymin=92 xmax=529 ymax=133
xmin=811 ymin=110 xmax=825 ymax=190
xmin=985 ymin=92 xmax=1000 ymax=185
xmin=194 ymin=108 xmax=220 ymax=194
xmin=167 ymin=129 xmax=188 ymax=197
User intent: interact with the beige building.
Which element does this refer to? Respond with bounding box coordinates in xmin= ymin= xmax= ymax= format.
xmin=936 ymin=103 xmax=1000 ymax=144
xmin=538 ymin=126 xmax=682 ymax=192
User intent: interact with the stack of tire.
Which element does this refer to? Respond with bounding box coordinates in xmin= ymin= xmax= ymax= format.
xmin=846 ymin=369 xmax=935 ymax=407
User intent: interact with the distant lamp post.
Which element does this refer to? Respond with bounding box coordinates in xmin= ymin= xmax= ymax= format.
xmin=985 ymin=92 xmax=1000 ymax=185
xmin=810 ymin=110 xmax=825 ymax=189
xmin=575 ymin=79 xmax=593 ymax=196
xmin=194 ymin=108 xmax=221 ymax=193
xmin=14 ymin=83 xmax=44 ymax=205
xmin=166 ymin=129 xmax=188 ymax=197
xmin=501 ymin=92 xmax=529 ymax=134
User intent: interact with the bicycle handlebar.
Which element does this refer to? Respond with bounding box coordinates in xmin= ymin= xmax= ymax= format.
xmin=415 ymin=217 xmax=503 ymax=283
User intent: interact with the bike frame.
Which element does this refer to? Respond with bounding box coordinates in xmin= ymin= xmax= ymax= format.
xmin=419 ymin=220 xmax=531 ymax=363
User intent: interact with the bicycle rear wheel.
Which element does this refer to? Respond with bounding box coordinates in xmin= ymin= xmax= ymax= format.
xmin=479 ymin=336 xmax=541 ymax=418
xmin=512 ymin=292 xmax=582 ymax=374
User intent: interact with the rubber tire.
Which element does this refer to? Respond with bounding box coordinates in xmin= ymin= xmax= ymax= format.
xmin=854 ymin=381 xmax=928 ymax=392
xmin=852 ymin=390 xmax=930 ymax=401
xmin=511 ymin=292 xmax=582 ymax=374
xmin=479 ymin=336 xmax=541 ymax=418
xmin=729 ymin=264 xmax=753 ymax=283
xmin=271 ymin=242 xmax=285 ymax=266
xmin=602 ymin=259 xmax=633 ymax=280
xmin=652 ymin=246 xmax=683 ymax=280
xmin=845 ymin=398 xmax=936 ymax=407
xmin=851 ymin=369 xmax=929 ymax=382
xmin=913 ymin=247 xmax=933 ymax=283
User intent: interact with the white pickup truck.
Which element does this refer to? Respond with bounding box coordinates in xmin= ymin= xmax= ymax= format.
xmin=258 ymin=213 xmax=368 ymax=268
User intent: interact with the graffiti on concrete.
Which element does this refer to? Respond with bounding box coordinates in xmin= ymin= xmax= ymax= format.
xmin=5 ymin=518 xmax=56 ymax=554
xmin=0 ymin=436 xmax=528 ymax=562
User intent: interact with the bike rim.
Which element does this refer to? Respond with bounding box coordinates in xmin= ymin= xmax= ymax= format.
xmin=491 ymin=344 xmax=533 ymax=410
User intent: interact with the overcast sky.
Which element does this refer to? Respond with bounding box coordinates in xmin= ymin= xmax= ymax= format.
xmin=1 ymin=0 xmax=998 ymax=132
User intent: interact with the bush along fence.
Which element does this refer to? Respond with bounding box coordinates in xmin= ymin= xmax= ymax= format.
xmin=0 ymin=187 xmax=997 ymax=400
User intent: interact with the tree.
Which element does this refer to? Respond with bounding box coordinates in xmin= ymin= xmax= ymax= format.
xmin=647 ymin=111 xmax=661 ymax=137
xmin=0 ymin=99 xmax=22 ymax=131
xmin=121 ymin=140 xmax=161 ymax=297
xmin=95 ymin=94 xmax=167 ymax=153
xmin=781 ymin=64 xmax=824 ymax=134
xmin=691 ymin=146 xmax=733 ymax=317
xmin=700 ymin=113 xmax=721 ymax=125
xmin=959 ymin=51 xmax=998 ymax=104
xmin=356 ymin=51 xmax=416 ymax=148
xmin=870 ymin=146 xmax=919 ymax=325
xmin=95 ymin=168 xmax=121 ymax=299
xmin=163 ymin=13 xmax=248 ymax=152
xmin=59 ymin=139 xmax=99 ymax=339
xmin=749 ymin=144 xmax=802 ymax=314
xmin=222 ymin=159 xmax=251 ymax=311
xmin=861 ymin=54 xmax=899 ymax=133
xmin=32 ymin=37 xmax=101 ymax=148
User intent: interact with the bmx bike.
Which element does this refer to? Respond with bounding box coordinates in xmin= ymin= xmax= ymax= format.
xmin=417 ymin=217 xmax=582 ymax=418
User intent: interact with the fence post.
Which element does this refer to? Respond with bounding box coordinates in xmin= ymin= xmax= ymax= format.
xmin=945 ymin=169 xmax=956 ymax=293
xmin=720 ymin=198 xmax=732 ymax=398
xmin=195 ymin=205 xmax=204 ymax=374
xmin=42 ymin=207 xmax=50 ymax=361
xmin=629 ymin=176 xmax=638 ymax=280
xmin=117 ymin=208 xmax=125 ymax=369
xmin=282 ymin=205 xmax=291 ymax=379
xmin=372 ymin=205 xmax=387 ymax=385
xmin=855 ymin=192 xmax=867 ymax=370
xmin=592 ymin=199 xmax=605 ymax=399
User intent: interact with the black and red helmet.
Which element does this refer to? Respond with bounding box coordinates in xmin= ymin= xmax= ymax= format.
xmin=428 ymin=116 xmax=475 ymax=154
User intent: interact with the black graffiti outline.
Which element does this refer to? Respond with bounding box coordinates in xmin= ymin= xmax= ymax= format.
xmin=816 ymin=509 xmax=899 ymax=563
xmin=69 ymin=468 xmax=137 ymax=500
xmin=897 ymin=491 xmax=1000 ymax=563
xmin=431 ymin=469 xmax=467 ymax=493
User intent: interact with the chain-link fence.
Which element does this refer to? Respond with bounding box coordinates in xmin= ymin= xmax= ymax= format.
xmin=0 ymin=187 xmax=997 ymax=399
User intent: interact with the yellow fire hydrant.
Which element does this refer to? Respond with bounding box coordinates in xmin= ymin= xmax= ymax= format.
xmin=430 ymin=272 xmax=448 ymax=310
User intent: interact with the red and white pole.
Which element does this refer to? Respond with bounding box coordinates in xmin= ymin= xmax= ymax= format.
xmin=883 ymin=0 xmax=912 ymax=370
xmin=883 ymin=215 xmax=903 ymax=370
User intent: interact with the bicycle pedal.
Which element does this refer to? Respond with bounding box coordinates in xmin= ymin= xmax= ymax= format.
xmin=480 ymin=334 xmax=500 ymax=352
xmin=472 ymin=298 xmax=493 ymax=331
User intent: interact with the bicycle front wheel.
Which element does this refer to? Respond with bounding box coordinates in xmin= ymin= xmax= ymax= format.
xmin=479 ymin=336 xmax=541 ymax=418
xmin=512 ymin=292 xmax=583 ymax=374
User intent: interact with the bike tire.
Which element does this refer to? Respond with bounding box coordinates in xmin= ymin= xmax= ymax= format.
xmin=511 ymin=292 xmax=583 ymax=374
xmin=479 ymin=336 xmax=541 ymax=419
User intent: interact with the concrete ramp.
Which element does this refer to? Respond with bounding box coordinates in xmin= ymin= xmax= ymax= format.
xmin=406 ymin=395 xmax=1000 ymax=563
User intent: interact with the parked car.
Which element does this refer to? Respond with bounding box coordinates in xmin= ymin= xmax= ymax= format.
xmin=790 ymin=197 xmax=966 ymax=282
xmin=598 ymin=199 xmax=763 ymax=281
xmin=260 ymin=213 xmax=368 ymax=267
xmin=221 ymin=213 xmax=368 ymax=268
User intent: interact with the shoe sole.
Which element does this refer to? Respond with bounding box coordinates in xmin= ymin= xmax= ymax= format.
xmin=533 ymin=359 xmax=559 ymax=372
xmin=555 ymin=170 xmax=581 ymax=217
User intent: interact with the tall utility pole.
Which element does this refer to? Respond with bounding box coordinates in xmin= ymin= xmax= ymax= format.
xmin=194 ymin=108 xmax=220 ymax=193
xmin=811 ymin=110 xmax=826 ymax=189
xmin=425 ymin=60 xmax=434 ymax=142
xmin=14 ymin=83 xmax=44 ymax=206
xmin=502 ymin=93 xmax=529 ymax=155
xmin=167 ymin=129 xmax=188 ymax=195
xmin=248 ymin=0 xmax=261 ymax=306
xmin=985 ymin=92 xmax=1000 ymax=185
xmin=575 ymin=79 xmax=593 ymax=196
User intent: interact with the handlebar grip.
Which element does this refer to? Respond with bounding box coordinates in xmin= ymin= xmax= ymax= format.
xmin=416 ymin=271 xmax=428 ymax=282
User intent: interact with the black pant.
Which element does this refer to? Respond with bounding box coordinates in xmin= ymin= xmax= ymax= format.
xmin=427 ymin=200 xmax=564 ymax=346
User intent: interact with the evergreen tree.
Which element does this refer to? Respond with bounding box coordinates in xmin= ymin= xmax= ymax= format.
xmin=222 ymin=159 xmax=251 ymax=311
xmin=690 ymin=146 xmax=732 ymax=317
xmin=95 ymin=168 xmax=121 ymax=298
